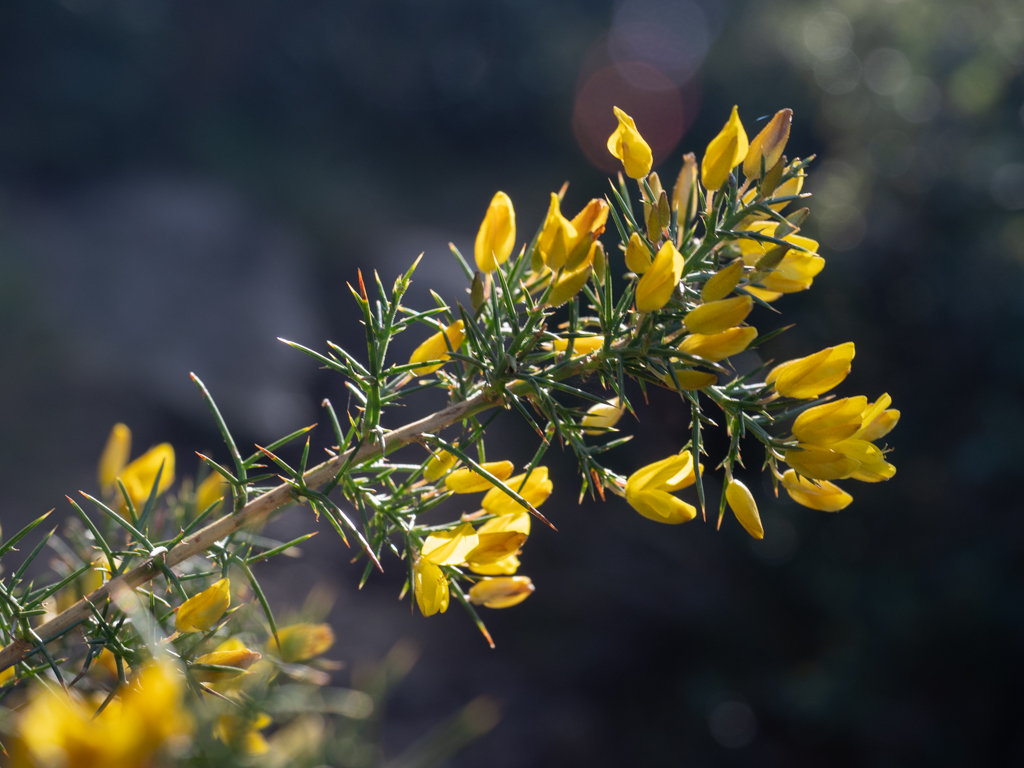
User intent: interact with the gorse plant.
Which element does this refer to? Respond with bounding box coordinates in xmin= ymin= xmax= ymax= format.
xmin=0 ymin=105 xmax=897 ymax=766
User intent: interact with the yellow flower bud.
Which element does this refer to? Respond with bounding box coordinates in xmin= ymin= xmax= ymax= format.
xmin=193 ymin=647 xmax=262 ymax=683
xmin=781 ymin=469 xmax=852 ymax=512
xmin=482 ymin=467 xmax=551 ymax=517
xmin=552 ymin=335 xmax=604 ymax=357
xmin=856 ymin=394 xmax=900 ymax=441
xmin=684 ymin=295 xmax=753 ymax=335
xmin=176 ymin=577 xmax=231 ymax=633
xmin=725 ymin=479 xmax=763 ymax=539
xmin=413 ymin=558 xmax=449 ymax=617
xmin=274 ymin=622 xmax=335 ymax=663
xmin=120 ymin=443 xmax=176 ymax=508
xmin=606 ymin=106 xmax=653 ymax=179
xmin=767 ymin=342 xmax=855 ymax=399
xmin=474 ymin=191 xmax=516 ymax=273
xmin=538 ymin=193 xmax=578 ymax=271
xmin=625 ymin=451 xmax=701 ymax=524
xmin=421 ymin=522 xmax=479 ymax=566
xmin=409 ymin=320 xmax=466 ymax=376
xmin=582 ymin=398 xmax=626 ymax=435
xmin=195 ymin=471 xmax=229 ymax=514
xmin=444 ymin=460 xmax=515 ymax=493
xmin=678 ymin=326 xmax=757 ymax=363
xmin=743 ymin=108 xmax=792 ymax=178
xmin=701 ymin=260 xmax=744 ymax=302
xmin=769 ymin=173 xmax=804 ymax=211
xmin=479 ymin=508 xmax=532 ymax=536
xmin=98 ymin=423 xmax=131 ymax=493
xmin=547 ymin=264 xmax=593 ymax=307
xmin=465 ymin=531 xmax=527 ymax=566
xmin=701 ymin=105 xmax=749 ymax=191
xmin=0 ymin=666 xmax=15 ymax=687
xmin=784 ymin=443 xmax=864 ymax=481
xmin=569 ymin=198 xmax=610 ymax=240
xmin=792 ymin=396 xmax=869 ymax=446
xmin=635 ymin=241 xmax=684 ymax=312
xmin=660 ymin=368 xmax=718 ymax=391
xmin=468 ymin=576 xmax=535 ymax=609
xmin=424 ymin=449 xmax=459 ymax=482
xmin=625 ymin=232 xmax=653 ymax=274
xmin=469 ymin=554 xmax=520 ymax=576
xmin=672 ymin=153 xmax=699 ymax=227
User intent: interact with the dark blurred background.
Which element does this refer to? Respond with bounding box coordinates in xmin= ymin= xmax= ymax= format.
xmin=1 ymin=0 xmax=1023 ymax=765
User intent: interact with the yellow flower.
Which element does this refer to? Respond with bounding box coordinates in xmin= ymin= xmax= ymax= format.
xmin=767 ymin=342 xmax=855 ymax=399
xmin=792 ymin=396 xmax=869 ymax=445
xmin=193 ymin=646 xmax=262 ymax=683
xmin=469 ymin=576 xmax=535 ymax=609
xmin=409 ymin=320 xmax=466 ymax=376
xmin=423 ymin=449 xmax=459 ymax=482
xmin=482 ymin=467 xmax=552 ymax=516
xmin=421 ymin=522 xmax=479 ymax=566
xmin=552 ymin=335 xmax=604 ymax=357
xmin=195 ymin=471 xmax=229 ymax=514
xmin=678 ymin=326 xmax=758 ymax=363
xmin=119 ymin=443 xmax=176 ymax=508
xmin=465 ymin=531 xmax=527 ymax=566
xmin=469 ymin=554 xmax=520 ymax=576
xmin=569 ymin=198 xmax=610 ymax=249
xmin=701 ymin=260 xmax=744 ymax=302
xmin=701 ymin=105 xmax=749 ymax=191
xmin=98 ymin=423 xmax=131 ymax=493
xmin=625 ymin=232 xmax=653 ymax=274
xmin=683 ymin=295 xmax=753 ymax=335
xmin=672 ymin=152 xmax=698 ymax=225
xmin=740 ymin=170 xmax=805 ymax=215
xmin=635 ymin=241 xmax=683 ymax=312
xmin=607 ymin=106 xmax=653 ymax=179
xmin=785 ymin=439 xmax=894 ymax=483
xmin=725 ymin=479 xmax=763 ymax=539
xmin=445 ymin=460 xmax=515 ymax=493
xmin=479 ymin=508 xmax=531 ymax=536
xmin=739 ymin=221 xmax=824 ymax=295
xmin=625 ymin=451 xmax=702 ymax=524
xmin=547 ymin=263 xmax=593 ymax=307
xmin=273 ymin=622 xmax=335 ymax=664
xmin=413 ymin=558 xmax=449 ymax=617
xmin=215 ymin=713 xmax=272 ymax=755
xmin=176 ymin=577 xmax=230 ymax=633
xmin=781 ymin=469 xmax=852 ymax=512
xmin=474 ymin=191 xmax=516 ymax=273
xmin=537 ymin=193 xmax=578 ymax=271
xmin=856 ymin=394 xmax=900 ymax=441
xmin=659 ymin=367 xmax=718 ymax=391
xmin=743 ymin=108 xmax=792 ymax=178
xmin=582 ymin=398 xmax=626 ymax=435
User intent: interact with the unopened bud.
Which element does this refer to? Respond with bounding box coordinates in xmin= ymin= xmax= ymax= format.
xmin=672 ymin=153 xmax=698 ymax=224
xmin=646 ymin=205 xmax=661 ymax=242
xmin=592 ymin=241 xmax=606 ymax=285
xmin=471 ymin=272 xmax=486 ymax=312
xmin=701 ymin=260 xmax=744 ymax=302
xmin=760 ymin=158 xmax=786 ymax=197
xmin=743 ymin=108 xmax=792 ymax=179
xmin=647 ymin=171 xmax=663 ymax=200
xmin=658 ymin=189 xmax=670 ymax=228
xmin=624 ymin=232 xmax=653 ymax=275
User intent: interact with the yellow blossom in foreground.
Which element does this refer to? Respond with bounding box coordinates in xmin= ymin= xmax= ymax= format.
xmin=176 ymin=577 xmax=230 ymax=633
xmin=421 ymin=522 xmax=479 ymax=566
xmin=413 ymin=558 xmax=449 ymax=617
xmin=465 ymin=531 xmax=527 ymax=566
xmin=701 ymin=260 xmax=744 ymax=302
xmin=215 ymin=713 xmax=272 ymax=755
xmin=636 ymin=241 xmax=683 ymax=312
xmin=537 ymin=193 xmax=578 ymax=271
xmin=478 ymin=508 xmax=531 ymax=536
xmin=625 ymin=232 xmax=653 ymax=274
xmin=409 ymin=320 xmax=466 ymax=376
xmin=98 ymin=422 xmax=131 ymax=493
xmin=119 ymin=443 xmax=176 ymax=509
xmin=726 ymin=479 xmax=763 ymax=539
xmin=739 ymin=222 xmax=824 ymax=295
xmin=274 ymin=622 xmax=335 ymax=663
xmin=785 ymin=438 xmax=895 ymax=483
xmin=474 ymin=191 xmax=516 ymax=273
xmin=684 ymin=295 xmax=753 ymax=335
xmin=767 ymin=342 xmax=855 ymax=399
xmin=424 ymin=449 xmax=459 ymax=482
xmin=678 ymin=326 xmax=758 ymax=363
xmin=0 ymin=666 xmax=14 ymax=687
xmin=625 ymin=451 xmax=702 ymax=524
xmin=781 ymin=469 xmax=852 ymax=512
xmin=743 ymin=108 xmax=792 ymax=178
xmin=193 ymin=647 xmax=262 ymax=683
xmin=195 ymin=471 xmax=229 ymax=514
xmin=659 ymin=367 xmax=718 ymax=391
xmin=552 ymin=335 xmax=604 ymax=357
xmin=856 ymin=394 xmax=901 ymax=441
xmin=792 ymin=396 xmax=869 ymax=446
xmin=469 ymin=554 xmax=520 ymax=576
xmin=701 ymin=105 xmax=749 ymax=191
xmin=582 ymin=398 xmax=626 ymax=435
xmin=445 ymin=460 xmax=515 ymax=493
xmin=547 ymin=263 xmax=592 ymax=307
xmin=568 ymin=198 xmax=610 ymax=256
xmin=469 ymin=576 xmax=535 ymax=609
xmin=482 ymin=467 xmax=552 ymax=516
xmin=607 ymin=106 xmax=653 ymax=179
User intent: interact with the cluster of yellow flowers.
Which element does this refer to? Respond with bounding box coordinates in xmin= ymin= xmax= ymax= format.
xmin=404 ymin=103 xmax=897 ymax=559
